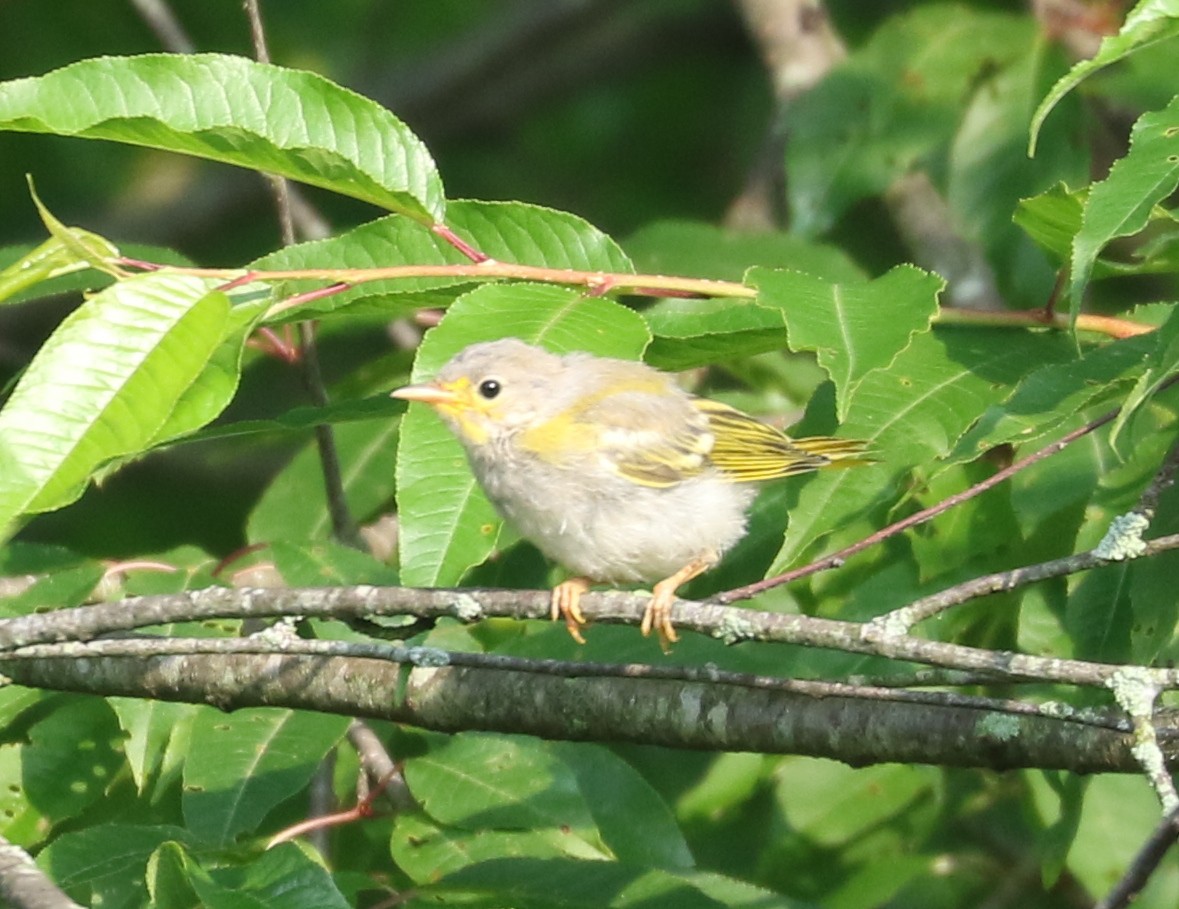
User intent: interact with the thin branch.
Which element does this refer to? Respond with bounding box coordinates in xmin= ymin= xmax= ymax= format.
xmin=127 ymin=0 xmax=194 ymax=53
xmin=115 ymin=258 xmax=1154 ymax=340
xmin=242 ymin=0 xmax=360 ymax=549
xmin=719 ymin=400 xmax=1126 ymax=604
xmin=1095 ymin=804 xmax=1179 ymax=909
xmin=869 ymin=415 xmax=1179 ymax=632
xmin=0 ymin=832 xmax=84 ymax=909
xmin=348 ymin=720 xmax=415 ymax=812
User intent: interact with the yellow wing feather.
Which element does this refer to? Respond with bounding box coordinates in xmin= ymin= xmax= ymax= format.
xmin=694 ymin=398 xmax=871 ymax=482
xmin=520 ymin=374 xmax=714 ymax=488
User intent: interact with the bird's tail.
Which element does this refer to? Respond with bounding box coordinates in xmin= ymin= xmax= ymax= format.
xmin=792 ymin=436 xmax=875 ymax=469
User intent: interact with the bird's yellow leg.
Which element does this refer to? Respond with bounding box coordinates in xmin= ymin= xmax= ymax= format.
xmin=551 ymin=577 xmax=592 ymax=644
xmin=641 ymin=555 xmax=715 ymax=646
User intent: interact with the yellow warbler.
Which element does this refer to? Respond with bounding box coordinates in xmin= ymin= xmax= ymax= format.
xmin=393 ymin=338 xmax=869 ymax=643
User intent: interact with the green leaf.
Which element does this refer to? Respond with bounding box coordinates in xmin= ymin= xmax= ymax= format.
xmin=551 ymin=743 xmax=694 ymax=869
xmin=773 ymin=758 xmax=936 ymax=847
xmin=0 ymin=240 xmax=195 ymax=309
xmin=751 ymin=265 xmax=943 ymax=420
xmin=1069 ymin=95 xmax=1179 ymax=315
xmin=396 ymin=283 xmax=649 ymax=587
xmin=1109 ymin=305 xmax=1179 ymax=450
xmin=0 ymin=745 xmax=44 ymax=843
xmin=22 ymin=699 xmax=125 ymax=823
xmin=1030 ymin=1 xmax=1179 ymax=152
xmin=772 ymin=328 xmax=1077 ymax=570
xmin=1067 ymin=774 xmax=1179 ymax=903
xmin=391 ymin=813 xmax=607 ymax=883
xmin=182 ymin=708 xmax=349 ymax=846
xmin=404 ymin=733 xmax=597 ymax=834
xmin=1026 ymin=771 xmax=1086 ymax=887
xmin=270 ymin=539 xmax=400 ymax=586
xmin=1129 ymin=479 xmax=1179 ymax=662
xmin=174 ymin=395 xmax=401 ymax=447
xmin=0 ymin=53 xmax=444 ymax=221
xmin=624 ymin=220 xmax=863 ymax=283
xmin=1013 ymin=184 xmax=1087 ymax=265
xmin=953 ymin=333 xmax=1155 ymax=458
xmin=432 ymin=858 xmax=795 ymax=909
xmin=947 ymin=44 xmax=1089 ymax=307
xmin=786 ymin=7 xmax=1034 ymax=234
xmin=39 ymin=825 xmax=195 ymax=909
xmin=145 ymin=842 xmax=200 ymax=909
xmin=0 ymin=562 xmax=105 ymax=616
xmin=110 ymin=698 xmax=199 ymax=797
xmin=247 ymin=417 xmax=399 ymax=543
xmin=189 ymin=843 xmax=352 ymax=909
xmin=642 ymin=297 xmax=788 ymax=372
xmin=28 ymin=176 xmax=121 ymax=273
xmin=0 ymin=273 xmax=235 ymax=536
xmin=256 ymin=200 xmax=633 ymax=323
xmin=0 ymin=230 xmax=117 ymax=306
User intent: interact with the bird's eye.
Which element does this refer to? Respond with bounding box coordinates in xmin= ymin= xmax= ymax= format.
xmin=477 ymin=378 xmax=502 ymax=400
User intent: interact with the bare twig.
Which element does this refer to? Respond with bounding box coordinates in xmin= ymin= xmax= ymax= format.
xmin=117 ymin=257 xmax=1155 ymax=340
xmin=127 ymin=0 xmax=194 ymax=53
xmin=348 ymin=720 xmax=416 ymax=812
xmin=1095 ymin=803 xmax=1179 ymax=909
xmin=719 ymin=400 xmax=1129 ymax=604
xmin=868 ymin=411 xmax=1179 ymax=632
xmin=243 ymin=0 xmax=361 ymax=549
xmin=0 ymin=832 xmax=84 ymax=909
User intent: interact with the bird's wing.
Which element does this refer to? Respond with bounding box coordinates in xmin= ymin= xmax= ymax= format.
xmin=695 ymin=398 xmax=846 ymax=481
xmin=519 ymin=373 xmax=714 ymax=488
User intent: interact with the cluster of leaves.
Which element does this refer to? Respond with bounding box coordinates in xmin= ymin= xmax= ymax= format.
xmin=0 ymin=2 xmax=1178 ymax=907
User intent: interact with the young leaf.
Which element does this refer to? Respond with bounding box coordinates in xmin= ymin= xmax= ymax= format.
xmin=751 ymin=265 xmax=943 ymax=420
xmin=0 ymin=273 xmax=235 ymax=538
xmin=1069 ymin=95 xmax=1179 ymax=315
xmin=1030 ymin=1 xmax=1179 ymax=153
xmin=0 ymin=231 xmax=117 ymax=306
xmin=0 ymin=53 xmax=444 ymax=221
xmin=396 ymin=283 xmax=650 ymax=587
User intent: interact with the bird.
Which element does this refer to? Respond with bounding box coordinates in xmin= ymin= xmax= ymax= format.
xmin=392 ymin=337 xmax=869 ymax=645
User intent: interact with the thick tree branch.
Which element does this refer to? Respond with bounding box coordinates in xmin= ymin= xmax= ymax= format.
xmin=0 ymin=652 xmax=1167 ymax=773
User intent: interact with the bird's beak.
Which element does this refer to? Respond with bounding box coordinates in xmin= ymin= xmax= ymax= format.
xmin=390 ymin=381 xmax=461 ymax=407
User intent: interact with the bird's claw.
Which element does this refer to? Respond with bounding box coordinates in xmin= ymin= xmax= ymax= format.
xmin=640 ymin=588 xmax=680 ymax=649
xmin=551 ymin=578 xmax=591 ymax=644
